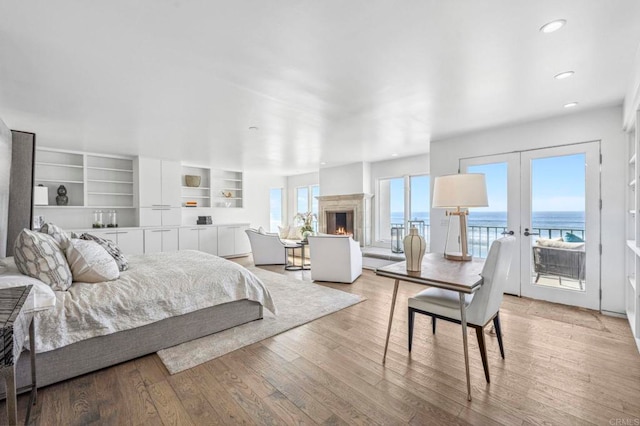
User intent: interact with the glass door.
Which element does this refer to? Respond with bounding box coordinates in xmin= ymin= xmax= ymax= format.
xmin=461 ymin=142 xmax=600 ymax=308
xmin=460 ymin=153 xmax=521 ymax=295
xmin=520 ymin=142 xmax=600 ymax=310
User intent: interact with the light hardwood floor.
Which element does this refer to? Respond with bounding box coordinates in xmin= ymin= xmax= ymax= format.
xmin=6 ymin=256 xmax=640 ymax=425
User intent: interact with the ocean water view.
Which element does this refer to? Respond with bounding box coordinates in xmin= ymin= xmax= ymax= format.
xmin=395 ymin=211 xmax=585 ymax=230
xmin=394 ymin=211 xmax=586 ymax=256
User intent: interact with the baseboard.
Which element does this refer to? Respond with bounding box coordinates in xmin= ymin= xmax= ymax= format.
xmin=601 ymin=310 xmax=626 ymax=318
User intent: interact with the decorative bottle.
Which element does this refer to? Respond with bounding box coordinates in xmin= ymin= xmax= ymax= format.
xmin=404 ymin=227 xmax=426 ymax=272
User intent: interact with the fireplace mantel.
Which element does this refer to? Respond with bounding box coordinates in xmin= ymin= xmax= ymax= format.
xmin=317 ymin=193 xmax=372 ymax=246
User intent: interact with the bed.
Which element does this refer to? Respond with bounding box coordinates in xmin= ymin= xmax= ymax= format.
xmin=0 ymin=250 xmax=275 ymax=395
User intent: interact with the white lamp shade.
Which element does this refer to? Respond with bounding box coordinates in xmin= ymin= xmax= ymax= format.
xmin=432 ymin=173 xmax=488 ymax=208
xmin=33 ymin=185 xmax=49 ymax=205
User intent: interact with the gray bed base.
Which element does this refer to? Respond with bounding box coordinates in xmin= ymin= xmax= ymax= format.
xmin=0 ymin=299 xmax=263 ymax=397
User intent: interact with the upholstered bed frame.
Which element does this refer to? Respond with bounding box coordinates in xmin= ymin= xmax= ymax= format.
xmin=0 ymin=299 xmax=262 ymax=396
xmin=0 ymin=117 xmax=264 ymax=395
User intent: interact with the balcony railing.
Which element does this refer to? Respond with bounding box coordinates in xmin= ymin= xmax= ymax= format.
xmin=468 ymin=226 xmax=585 ymax=258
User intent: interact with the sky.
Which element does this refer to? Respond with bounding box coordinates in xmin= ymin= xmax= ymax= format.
xmin=467 ymin=153 xmax=585 ymax=212
xmin=387 ymin=153 xmax=586 ymax=216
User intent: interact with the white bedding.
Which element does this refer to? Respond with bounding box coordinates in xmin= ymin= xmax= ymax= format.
xmin=28 ymin=250 xmax=276 ymax=353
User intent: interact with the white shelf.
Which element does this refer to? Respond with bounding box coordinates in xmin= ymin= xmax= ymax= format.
xmin=35 ymin=178 xmax=83 ymax=184
xmin=34 ymin=205 xmax=136 ymax=209
xmin=631 ymin=154 xmax=637 ymax=164
xmin=181 ymin=195 xmax=210 ymax=199
xmin=630 ymin=276 xmax=637 ymax=291
xmin=220 ymin=188 xmax=243 ymax=191
xmin=35 ymin=161 xmax=83 ymax=169
xmin=631 ymin=179 xmax=636 ymax=187
xmin=627 ymin=240 xmax=640 ymax=256
xmin=87 ymin=166 xmax=133 ymax=173
xmin=182 ymin=186 xmax=210 ymax=190
xmin=88 ymin=192 xmax=134 ymax=196
xmin=216 ymin=196 xmax=242 ymax=200
xmin=88 ymin=179 xmax=134 ymax=184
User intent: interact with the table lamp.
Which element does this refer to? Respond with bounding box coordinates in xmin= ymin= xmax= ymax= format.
xmin=432 ymin=173 xmax=488 ymax=261
xmin=33 ymin=185 xmax=48 ymax=205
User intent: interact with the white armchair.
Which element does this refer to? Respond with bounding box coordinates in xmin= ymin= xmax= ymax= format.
xmin=245 ymin=229 xmax=287 ymax=265
xmin=307 ymin=235 xmax=362 ymax=283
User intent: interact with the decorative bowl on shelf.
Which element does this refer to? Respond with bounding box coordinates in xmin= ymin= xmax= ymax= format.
xmin=221 ymin=191 xmax=232 ymax=198
xmin=185 ymin=175 xmax=201 ymax=187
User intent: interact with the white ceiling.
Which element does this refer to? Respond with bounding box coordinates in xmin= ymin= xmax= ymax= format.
xmin=1 ymin=0 xmax=640 ymax=174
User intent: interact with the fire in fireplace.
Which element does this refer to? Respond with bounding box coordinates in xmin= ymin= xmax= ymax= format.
xmin=326 ymin=210 xmax=354 ymax=236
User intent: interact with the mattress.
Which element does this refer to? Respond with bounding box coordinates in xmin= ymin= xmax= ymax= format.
xmin=4 ymin=250 xmax=276 ymax=353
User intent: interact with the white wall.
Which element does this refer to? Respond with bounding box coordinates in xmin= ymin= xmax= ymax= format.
xmin=623 ymin=43 xmax=640 ymax=129
xmin=430 ymin=106 xmax=626 ymax=313
xmin=319 ymin=162 xmax=370 ymax=196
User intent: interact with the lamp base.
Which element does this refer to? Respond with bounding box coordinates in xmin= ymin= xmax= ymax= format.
xmin=444 ymin=252 xmax=473 ymax=262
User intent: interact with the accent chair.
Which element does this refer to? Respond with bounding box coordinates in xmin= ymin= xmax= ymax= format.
xmin=245 ymin=228 xmax=287 ymax=265
xmin=306 ymin=234 xmax=362 ymax=283
xmin=407 ymin=236 xmax=515 ymax=383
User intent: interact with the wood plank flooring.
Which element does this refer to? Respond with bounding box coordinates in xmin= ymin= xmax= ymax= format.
xmin=5 ymin=257 xmax=640 ymax=425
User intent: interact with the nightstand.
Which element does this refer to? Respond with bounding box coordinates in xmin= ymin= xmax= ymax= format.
xmin=0 ymin=286 xmax=37 ymax=425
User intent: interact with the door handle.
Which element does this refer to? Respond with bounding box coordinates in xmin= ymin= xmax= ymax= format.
xmin=523 ymin=228 xmax=539 ymax=237
xmin=501 ymin=230 xmax=515 ymax=236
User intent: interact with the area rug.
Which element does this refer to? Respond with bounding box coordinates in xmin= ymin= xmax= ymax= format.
xmin=157 ymin=267 xmax=365 ymax=374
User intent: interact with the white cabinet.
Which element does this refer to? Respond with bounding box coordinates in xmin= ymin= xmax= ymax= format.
xmin=114 ymin=229 xmax=144 ymax=255
xmin=139 ymin=206 xmax=181 ymax=227
xmin=72 ymin=229 xmax=144 ymax=255
xmin=217 ymin=224 xmax=250 ymax=257
xmin=179 ymin=226 xmax=218 ymax=255
xmin=179 ymin=228 xmax=200 ymax=251
xmin=138 ymin=157 xmax=180 ymax=206
xmin=144 ymin=228 xmax=179 ymax=253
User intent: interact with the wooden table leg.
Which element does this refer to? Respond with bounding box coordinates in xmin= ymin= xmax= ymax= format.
xmin=459 ymin=292 xmax=472 ymax=401
xmin=25 ymin=318 xmax=37 ymax=423
xmin=6 ymin=365 xmax=17 ymax=425
xmin=383 ymin=279 xmax=400 ymax=364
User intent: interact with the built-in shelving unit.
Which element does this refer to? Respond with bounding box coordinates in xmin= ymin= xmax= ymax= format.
xmin=213 ymin=170 xmax=243 ymax=208
xmin=181 ymin=165 xmax=212 ymax=208
xmin=33 ymin=148 xmax=137 ymax=228
xmin=625 ymin=110 xmax=640 ymax=352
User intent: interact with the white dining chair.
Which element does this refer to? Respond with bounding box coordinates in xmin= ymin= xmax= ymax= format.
xmin=407 ymin=236 xmax=515 ymax=383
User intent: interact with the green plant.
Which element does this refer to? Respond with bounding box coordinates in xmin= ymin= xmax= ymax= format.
xmin=294 ymin=211 xmax=317 ymax=233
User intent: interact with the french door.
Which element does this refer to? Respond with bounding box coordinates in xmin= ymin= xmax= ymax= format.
xmin=460 ymin=141 xmax=601 ymax=310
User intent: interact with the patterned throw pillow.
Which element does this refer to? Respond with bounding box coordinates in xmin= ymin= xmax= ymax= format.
xmin=39 ymin=223 xmax=72 ymax=249
xmin=65 ymin=239 xmax=119 ymax=283
xmin=80 ymin=233 xmax=129 ymax=271
xmin=13 ymin=229 xmax=73 ymax=291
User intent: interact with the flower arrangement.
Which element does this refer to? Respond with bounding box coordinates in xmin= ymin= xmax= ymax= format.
xmin=294 ymin=211 xmax=317 ymax=234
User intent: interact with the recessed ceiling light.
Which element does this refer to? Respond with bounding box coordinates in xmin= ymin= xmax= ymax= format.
xmin=391 ymin=153 xmax=398 ymax=157
xmin=320 ymin=162 xmax=326 ymax=165
xmin=540 ymin=19 xmax=566 ymax=33
xmin=248 ymin=126 xmax=259 ymax=131
xmin=564 ymin=102 xmax=578 ymax=108
xmin=554 ymin=71 xmax=574 ymax=80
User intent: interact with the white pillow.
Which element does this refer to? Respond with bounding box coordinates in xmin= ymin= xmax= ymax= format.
xmin=0 ymin=258 xmax=56 ymax=312
xmin=288 ymin=226 xmax=303 ymax=240
xmin=258 ymin=226 xmax=267 ymax=235
xmin=536 ymin=238 xmax=584 ymax=250
xmin=0 ymin=274 xmax=57 ymax=313
xmin=65 ymin=239 xmax=120 ymax=283
xmin=278 ymin=225 xmax=290 ymax=239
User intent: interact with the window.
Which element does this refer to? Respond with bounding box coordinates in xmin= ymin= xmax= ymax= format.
xmin=377 ymin=174 xmax=430 ymax=244
xmin=296 ymin=184 xmax=319 ymax=231
xmin=269 ymin=188 xmax=283 ymax=232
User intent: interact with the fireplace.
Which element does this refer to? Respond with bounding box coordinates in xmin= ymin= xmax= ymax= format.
xmin=325 ymin=210 xmax=354 ymax=236
xmin=317 ymin=193 xmax=372 ymax=246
